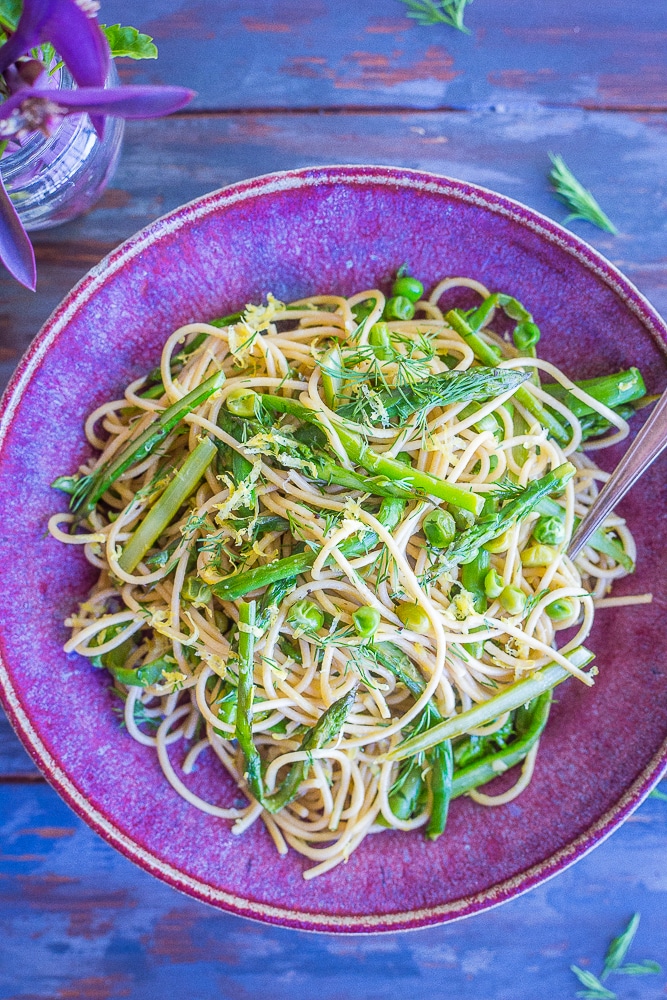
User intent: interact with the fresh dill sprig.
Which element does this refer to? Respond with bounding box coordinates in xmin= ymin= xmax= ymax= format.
xmin=569 ymin=913 xmax=662 ymax=999
xmin=398 ymin=0 xmax=472 ymax=32
xmin=491 ymin=476 xmax=525 ymax=502
xmin=548 ymin=154 xmax=618 ymax=234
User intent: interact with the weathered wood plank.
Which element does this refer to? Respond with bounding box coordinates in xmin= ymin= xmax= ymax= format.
xmin=0 ymin=108 xmax=665 ymax=393
xmin=0 ymin=782 xmax=664 ymax=998
xmin=96 ymin=0 xmax=667 ymax=111
xmin=0 ymin=713 xmax=40 ymax=778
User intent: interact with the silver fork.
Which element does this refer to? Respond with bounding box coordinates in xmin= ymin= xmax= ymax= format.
xmin=568 ymin=388 xmax=667 ymax=560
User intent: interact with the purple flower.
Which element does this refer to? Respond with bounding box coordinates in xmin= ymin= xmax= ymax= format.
xmin=0 ymin=0 xmax=109 ymax=90
xmin=0 ymin=0 xmax=196 ymax=289
xmin=0 ymin=85 xmax=196 ymax=140
xmin=0 ymin=0 xmax=110 ymax=138
xmin=0 ymin=174 xmax=36 ymax=290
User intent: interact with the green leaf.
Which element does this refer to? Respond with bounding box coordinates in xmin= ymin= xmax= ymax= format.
xmin=397 ymin=0 xmax=472 ymax=33
xmin=602 ymin=913 xmax=640 ymax=978
xmin=548 ymin=154 xmax=618 ymax=234
xmin=650 ymin=787 xmax=667 ymax=801
xmin=102 ymin=23 xmax=158 ymax=60
xmin=615 ymin=961 xmax=662 ymax=975
xmin=0 ymin=0 xmax=21 ymax=31
xmin=570 ymin=967 xmax=616 ymax=1000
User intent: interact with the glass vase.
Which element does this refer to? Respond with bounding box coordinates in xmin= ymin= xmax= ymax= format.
xmin=0 ymin=65 xmax=124 ymax=231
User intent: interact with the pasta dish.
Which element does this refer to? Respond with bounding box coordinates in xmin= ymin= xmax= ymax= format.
xmin=50 ymin=273 xmax=649 ymax=879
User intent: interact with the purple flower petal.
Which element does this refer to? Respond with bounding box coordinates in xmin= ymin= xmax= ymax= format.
xmin=0 ymin=171 xmax=36 ymax=290
xmin=0 ymin=0 xmax=109 ymax=89
xmin=0 ymin=86 xmax=195 ymax=137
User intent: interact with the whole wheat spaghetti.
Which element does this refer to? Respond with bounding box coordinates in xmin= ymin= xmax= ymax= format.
xmin=51 ymin=276 xmax=644 ymax=878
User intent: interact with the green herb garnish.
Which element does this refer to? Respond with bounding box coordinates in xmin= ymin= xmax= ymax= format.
xmin=549 ymin=154 xmax=618 ymax=234
xmin=398 ymin=0 xmax=472 ymax=32
xmin=570 ymin=966 xmax=616 ymax=1000
xmin=570 ymin=912 xmax=662 ymax=998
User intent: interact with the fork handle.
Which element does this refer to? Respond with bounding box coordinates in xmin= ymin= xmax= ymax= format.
xmin=568 ymin=388 xmax=667 ymax=560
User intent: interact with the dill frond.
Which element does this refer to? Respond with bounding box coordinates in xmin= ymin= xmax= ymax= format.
xmin=548 ymin=154 xmax=618 ymax=234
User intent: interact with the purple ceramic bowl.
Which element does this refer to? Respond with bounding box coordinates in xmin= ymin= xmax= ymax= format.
xmin=0 ymin=166 xmax=666 ymax=933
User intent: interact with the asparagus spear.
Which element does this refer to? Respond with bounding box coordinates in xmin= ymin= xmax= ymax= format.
xmin=451 ymin=691 xmax=552 ymax=799
xmin=460 ymin=548 xmax=491 ymax=612
xmin=335 ymin=366 xmax=529 ymax=425
xmin=60 ymin=371 xmax=224 ymax=515
xmin=442 ymin=462 xmax=576 ymax=568
xmin=261 ymin=395 xmax=484 ymax=515
xmin=373 ymin=641 xmax=434 ymax=706
xmin=309 ymin=456 xmax=420 ymax=500
xmin=119 ymin=437 xmax=217 ymax=573
xmin=235 ymin=600 xmax=265 ymax=803
xmin=542 ymin=367 xmax=646 ymax=418
xmin=261 ymin=685 xmax=358 ymax=813
xmin=212 ymin=498 xmax=406 ymax=601
xmin=387 ymin=645 xmax=594 ymax=760
xmin=255 ymin=576 xmax=297 ymax=631
xmin=425 ymin=739 xmax=453 ymax=840
xmin=388 ymin=760 xmax=424 ymax=819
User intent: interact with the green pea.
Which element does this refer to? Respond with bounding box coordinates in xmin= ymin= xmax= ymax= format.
xmin=395 ymin=450 xmax=413 ymax=466
xmin=385 ymin=295 xmax=415 ymax=321
xmin=521 ymin=544 xmax=556 ymax=567
xmin=513 ymin=321 xmax=541 ymax=352
xmin=483 ymin=529 xmax=510 ymax=553
xmin=397 ymin=603 xmax=430 ymax=633
xmin=423 ymin=509 xmax=457 ymax=549
xmin=352 ymin=606 xmax=381 ymax=638
xmin=287 ymin=599 xmax=324 ymax=633
xmin=226 ymin=386 xmax=258 ymax=417
xmin=499 ymin=585 xmax=527 ymax=615
xmin=181 ymin=576 xmax=212 ymax=604
xmin=484 ymin=568 xmax=504 ymax=599
xmin=532 ymin=515 xmax=566 ymax=546
xmin=368 ymin=322 xmax=393 ymax=360
xmin=391 ymin=275 xmax=424 ymax=303
xmin=546 ymin=598 xmax=575 ymax=622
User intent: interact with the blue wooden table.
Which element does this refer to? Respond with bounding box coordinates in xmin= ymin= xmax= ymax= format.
xmin=1 ymin=3 xmax=666 ymax=996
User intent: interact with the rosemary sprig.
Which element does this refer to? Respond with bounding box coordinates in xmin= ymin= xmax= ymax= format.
xmin=548 ymin=154 xmax=618 ymax=234
xmin=398 ymin=0 xmax=473 ymax=32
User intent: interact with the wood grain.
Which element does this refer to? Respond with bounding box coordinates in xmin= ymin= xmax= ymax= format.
xmin=94 ymin=0 xmax=667 ymax=112
xmin=0 ymin=2 xmax=666 ymax=986
xmin=1 ymin=108 xmax=666 ymax=392
xmin=0 ymin=783 xmax=664 ymax=999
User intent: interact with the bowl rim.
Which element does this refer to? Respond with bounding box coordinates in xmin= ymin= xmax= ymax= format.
xmin=1 ymin=163 xmax=666 ymax=934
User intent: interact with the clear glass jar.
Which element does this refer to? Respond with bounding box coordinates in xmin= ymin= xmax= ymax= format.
xmin=0 ymin=65 xmax=124 ymax=231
